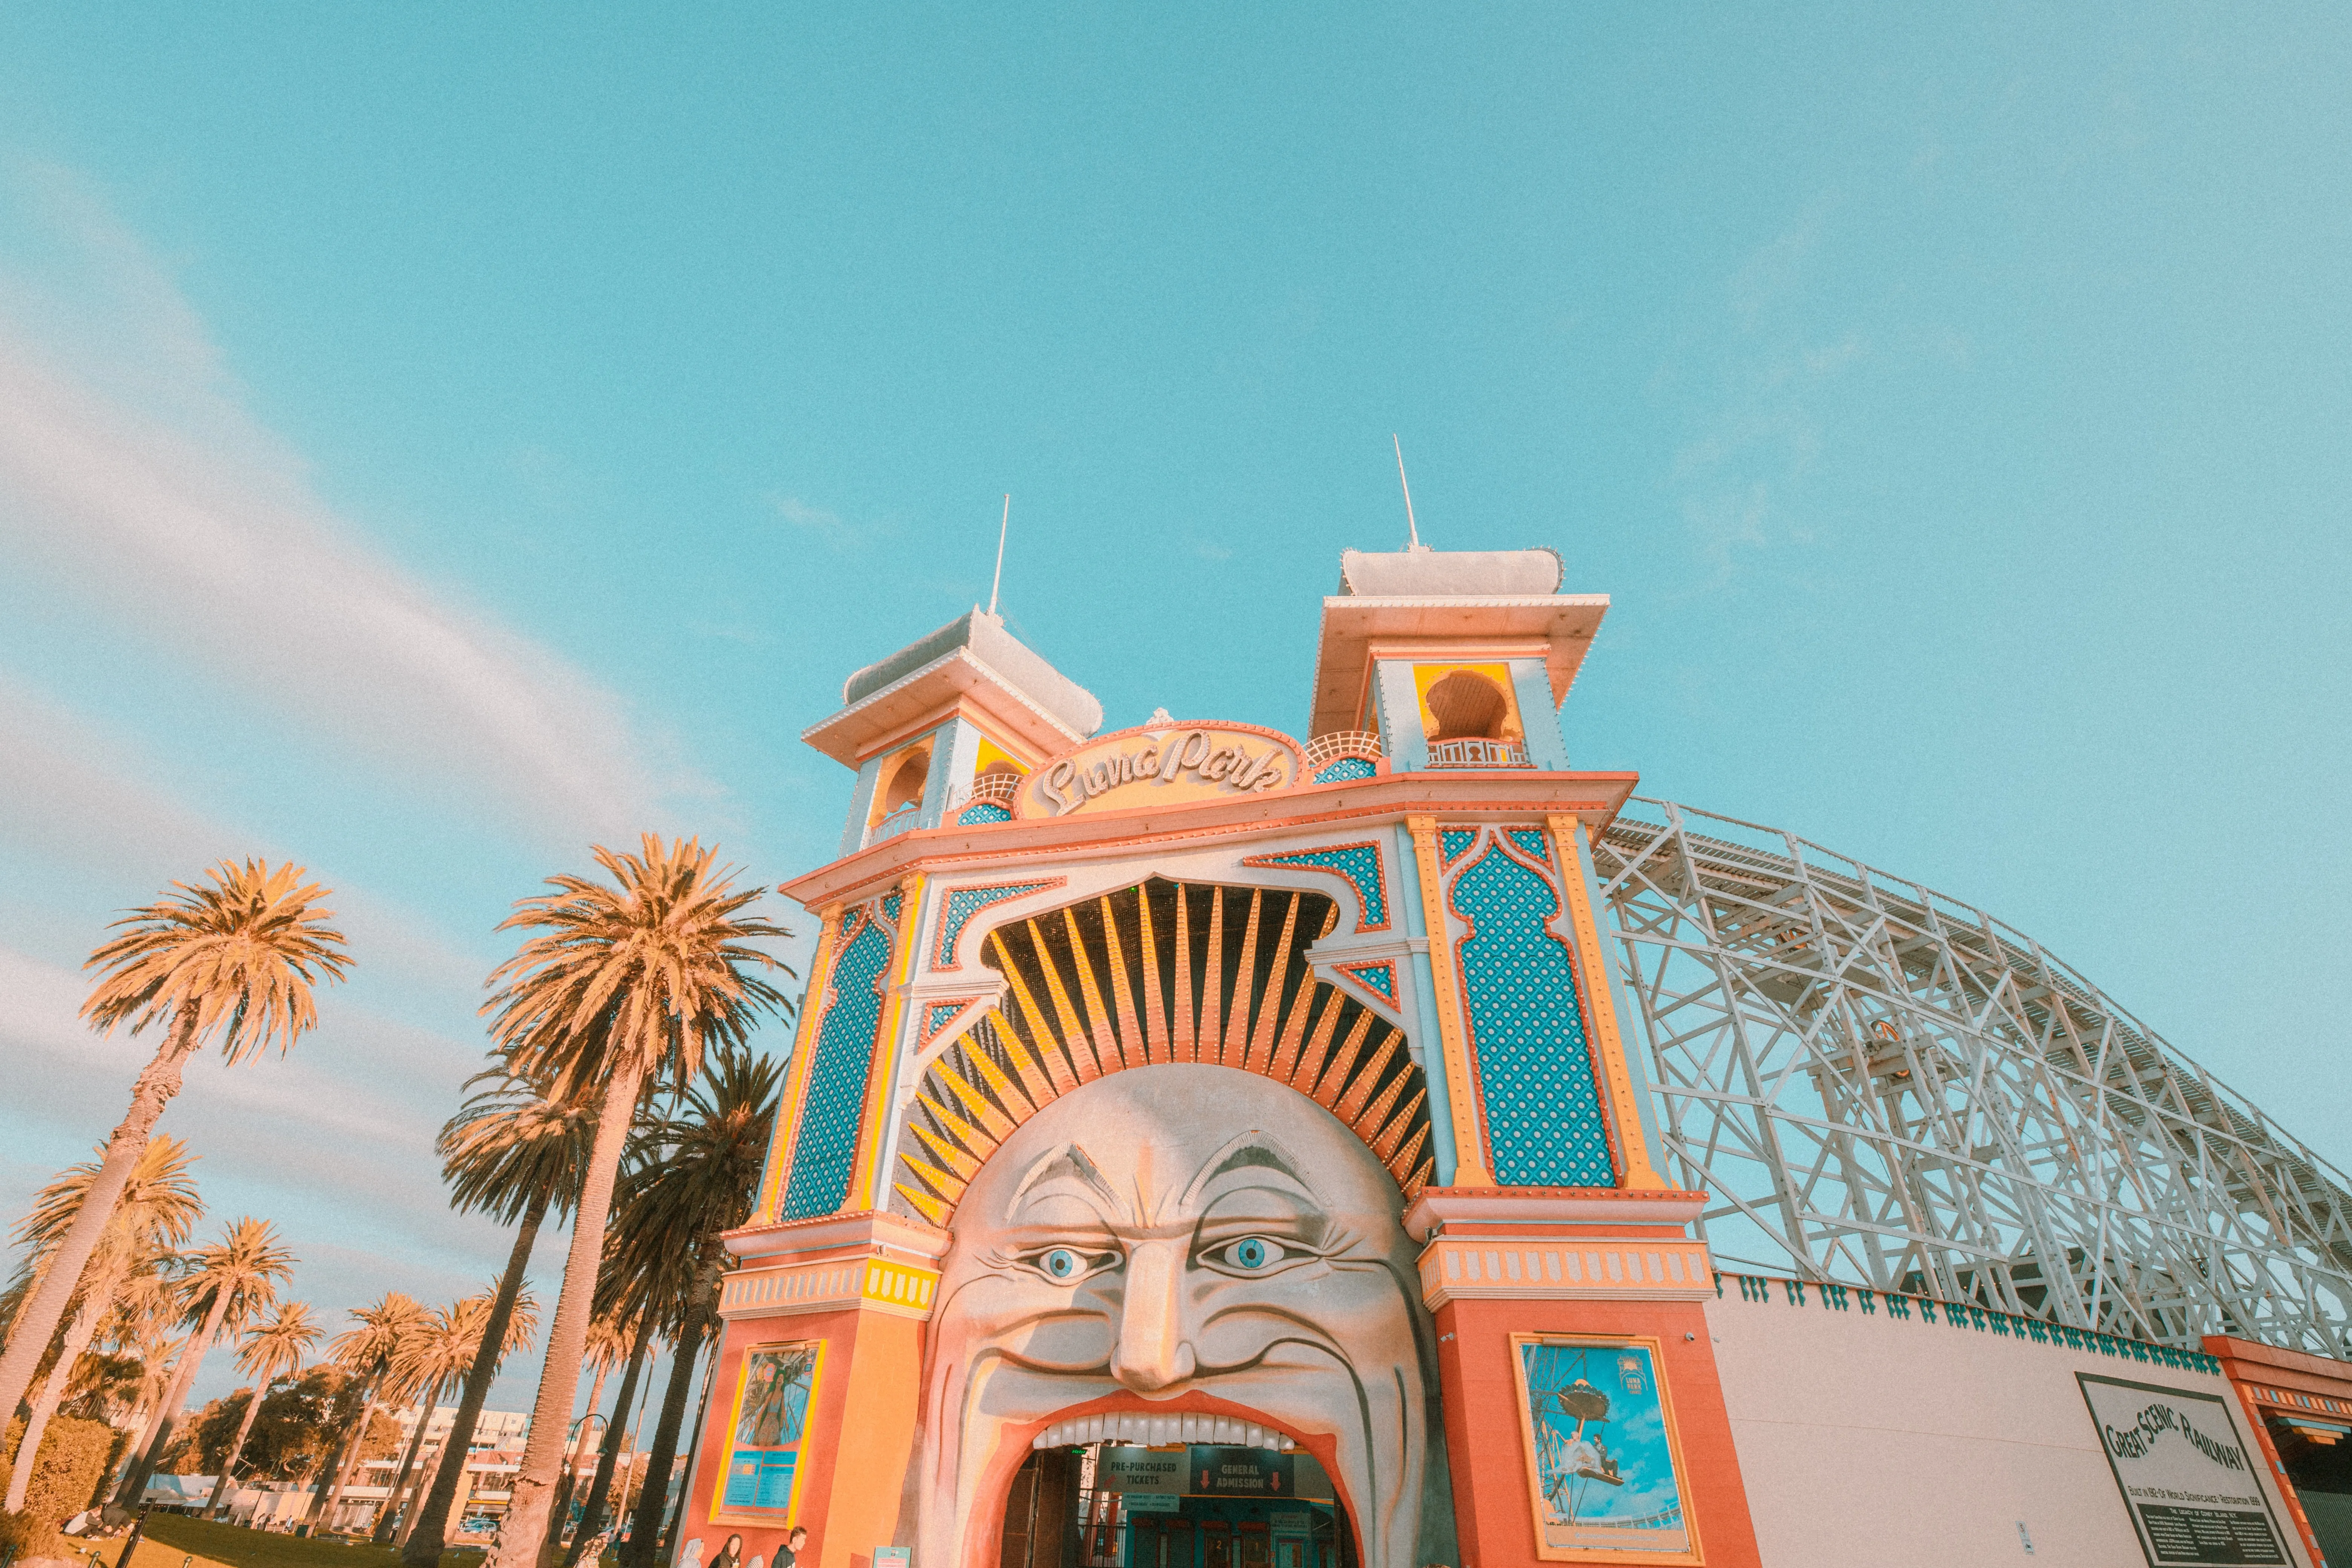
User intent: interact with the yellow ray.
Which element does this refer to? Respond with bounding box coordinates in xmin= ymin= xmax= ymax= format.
xmin=1060 ymin=907 xmax=1124 ymax=1076
xmin=1223 ymin=888 xmax=1262 ymax=1067
xmin=1100 ymin=894 xmax=1142 ymax=1072
xmin=910 ymin=1120 xmax=983 ymax=1183
xmin=1310 ymin=1012 xmax=1375 ymax=1109
xmin=1337 ymin=1028 xmax=1403 ymax=1126
xmin=1138 ymin=884 xmax=1168 ymax=1063
xmin=1244 ymin=893 xmax=1299 ymax=1073
xmin=1201 ymin=886 xmax=1228 ymax=1063
xmin=896 ymin=1183 xmax=951 ymax=1227
xmin=1173 ymin=882 xmax=1196 ymax=1061
xmin=1028 ymin=917 xmax=1103 ymax=1084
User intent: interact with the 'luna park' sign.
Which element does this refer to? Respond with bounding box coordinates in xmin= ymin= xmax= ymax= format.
xmin=1017 ymin=722 xmax=1304 ymax=818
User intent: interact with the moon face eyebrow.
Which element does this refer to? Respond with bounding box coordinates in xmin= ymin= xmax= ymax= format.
xmin=1207 ymin=1141 xmax=1305 ymax=1185
xmin=1011 ymin=1144 xmax=1121 ymax=1210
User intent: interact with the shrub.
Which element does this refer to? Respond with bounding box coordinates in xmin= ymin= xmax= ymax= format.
xmin=3 ymin=1413 xmax=123 ymax=1554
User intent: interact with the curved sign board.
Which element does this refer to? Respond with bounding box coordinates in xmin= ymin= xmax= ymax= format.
xmin=1017 ymin=721 xmax=1304 ymax=818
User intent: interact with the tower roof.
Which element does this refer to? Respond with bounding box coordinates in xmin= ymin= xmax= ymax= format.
xmin=803 ymin=608 xmax=1102 ymax=769
xmin=1309 ymin=545 xmax=1608 ymax=737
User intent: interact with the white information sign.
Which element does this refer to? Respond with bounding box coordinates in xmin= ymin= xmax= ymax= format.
xmin=2077 ymin=1374 xmax=2288 ymax=1566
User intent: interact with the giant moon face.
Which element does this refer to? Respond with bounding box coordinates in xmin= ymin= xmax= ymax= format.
xmin=915 ymin=1064 xmax=1448 ymax=1568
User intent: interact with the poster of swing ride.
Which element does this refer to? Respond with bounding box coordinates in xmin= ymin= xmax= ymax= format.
xmin=1510 ymin=1334 xmax=1698 ymax=1562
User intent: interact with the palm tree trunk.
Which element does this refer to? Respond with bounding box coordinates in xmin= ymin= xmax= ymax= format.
xmin=551 ymin=1354 xmax=611 ymax=1546
xmin=403 ymin=1186 xmax=551 ymax=1567
xmin=486 ymin=1058 xmax=646 ymax=1568
xmin=114 ymin=1281 xmax=231 ymax=1510
xmin=0 ymin=1011 xmax=199 ymax=1497
xmin=317 ymin=1378 xmax=383 ymax=1533
xmin=623 ymin=1258 xmax=719 ymax=1568
xmin=562 ymin=1320 xmax=650 ymax=1568
xmin=375 ymin=1387 xmax=444 ymax=1544
xmin=5 ymin=1248 xmax=124 ymax=1513
xmin=204 ymin=1384 xmax=269 ymax=1520
xmin=654 ymin=1345 xmax=719 ymax=1566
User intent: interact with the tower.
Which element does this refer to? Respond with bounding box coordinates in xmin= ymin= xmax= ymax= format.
xmin=681 ymin=548 xmax=1761 ymax=1568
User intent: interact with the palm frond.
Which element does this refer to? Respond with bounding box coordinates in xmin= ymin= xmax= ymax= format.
xmin=82 ymin=859 xmax=352 ymax=1062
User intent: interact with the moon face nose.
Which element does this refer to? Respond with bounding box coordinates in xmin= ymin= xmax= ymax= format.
xmin=1110 ymin=1237 xmax=1196 ymax=1392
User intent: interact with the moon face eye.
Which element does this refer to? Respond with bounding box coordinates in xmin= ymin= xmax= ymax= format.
xmin=1223 ymin=1237 xmax=1285 ymax=1271
xmin=1041 ymin=1247 xmax=1081 ymax=1280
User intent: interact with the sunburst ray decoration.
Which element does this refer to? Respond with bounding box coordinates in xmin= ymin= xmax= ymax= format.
xmin=894 ymin=877 xmax=1434 ymax=1225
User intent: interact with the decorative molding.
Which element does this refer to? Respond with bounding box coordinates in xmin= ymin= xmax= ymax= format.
xmin=778 ymin=892 xmax=901 ymax=1220
xmin=1404 ymin=1185 xmax=1707 ymax=1241
xmin=1444 ymin=828 xmax=1617 ymax=1188
xmin=720 ymin=1256 xmax=942 ymax=1323
xmin=1335 ymin=960 xmax=1397 ymax=1005
xmin=1242 ymin=841 xmax=1390 ymax=931
xmin=1418 ymin=1234 xmax=1715 ymax=1308
xmin=1408 ymin=815 xmax=1492 ymax=1187
xmin=931 ymin=878 xmax=1066 ymax=970
xmin=1713 ymin=1271 xmax=2225 ymax=1374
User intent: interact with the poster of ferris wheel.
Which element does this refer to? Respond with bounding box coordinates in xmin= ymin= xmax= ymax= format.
xmin=1510 ymin=1334 xmax=1698 ymax=1563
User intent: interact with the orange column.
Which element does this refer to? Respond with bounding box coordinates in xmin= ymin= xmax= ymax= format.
xmin=680 ymin=1212 xmax=949 ymax=1568
xmin=1408 ymin=1188 xmax=1760 ymax=1568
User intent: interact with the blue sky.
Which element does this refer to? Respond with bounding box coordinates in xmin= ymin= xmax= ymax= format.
xmin=1 ymin=6 xmax=2347 ymax=1412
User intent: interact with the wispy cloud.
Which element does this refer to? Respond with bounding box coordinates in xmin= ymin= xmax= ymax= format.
xmin=0 ymin=671 xmax=242 ymax=881
xmin=767 ymin=490 xmax=900 ymax=552
xmin=1668 ymin=201 xmax=1867 ymax=582
xmin=0 ymin=162 xmax=689 ymax=850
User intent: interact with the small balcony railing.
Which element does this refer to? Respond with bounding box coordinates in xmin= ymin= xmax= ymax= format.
xmin=1302 ymin=732 xmax=1383 ymax=778
xmin=1427 ymin=737 xmax=1530 ymax=769
xmin=869 ymin=804 xmax=922 ymax=842
xmin=965 ymin=771 xmax=1022 ymax=807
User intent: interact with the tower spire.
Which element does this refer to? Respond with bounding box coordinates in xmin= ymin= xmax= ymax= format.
xmin=988 ymin=493 xmax=1010 ymax=616
xmin=1392 ymin=434 xmax=1424 ymax=551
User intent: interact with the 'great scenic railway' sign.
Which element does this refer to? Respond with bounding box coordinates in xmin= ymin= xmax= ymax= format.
xmin=1016 ymin=722 xmax=1303 ymax=818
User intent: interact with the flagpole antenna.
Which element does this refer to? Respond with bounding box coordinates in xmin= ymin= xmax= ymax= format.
xmin=989 ymin=494 xmax=1010 ymax=616
xmin=1392 ymin=435 xmax=1422 ymax=550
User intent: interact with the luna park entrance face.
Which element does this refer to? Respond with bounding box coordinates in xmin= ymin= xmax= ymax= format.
xmin=999 ymin=1442 xmax=1358 ymax=1568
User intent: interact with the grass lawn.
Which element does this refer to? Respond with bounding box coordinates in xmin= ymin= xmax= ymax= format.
xmin=126 ymin=1516 xmax=485 ymax=1568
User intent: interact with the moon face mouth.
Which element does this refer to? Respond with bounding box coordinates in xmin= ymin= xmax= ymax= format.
xmin=1027 ymin=1404 xmax=1306 ymax=1454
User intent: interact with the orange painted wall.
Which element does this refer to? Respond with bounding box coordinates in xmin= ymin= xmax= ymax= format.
xmin=1433 ymin=1297 xmax=1759 ymax=1568
xmin=681 ymin=1307 xmax=926 ymax=1568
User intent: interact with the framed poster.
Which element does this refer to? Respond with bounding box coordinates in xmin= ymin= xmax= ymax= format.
xmin=2077 ymin=1374 xmax=2288 ymax=1566
xmin=715 ymin=1340 xmax=825 ymax=1521
xmin=1510 ymin=1335 xmax=1700 ymax=1564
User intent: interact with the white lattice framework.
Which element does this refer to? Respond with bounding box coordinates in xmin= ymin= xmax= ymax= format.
xmin=1594 ymin=798 xmax=2352 ymax=1356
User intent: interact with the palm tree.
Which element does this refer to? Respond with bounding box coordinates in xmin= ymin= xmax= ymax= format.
xmin=113 ymin=1216 xmax=297 ymax=1510
xmin=378 ymin=1290 xmax=541 ymax=1546
xmin=477 ymin=836 xmax=790 ymax=1568
xmin=204 ymin=1301 xmax=321 ymax=1517
xmin=0 ymin=860 xmax=349 ymax=1501
xmin=550 ymin=1313 xmax=630 ymax=1544
xmin=401 ymin=1060 xmax=592 ymax=1567
xmin=560 ymin=1311 xmax=654 ymax=1568
xmin=610 ymin=1046 xmax=782 ymax=1568
xmin=3 ymin=1136 xmax=204 ymax=1513
xmin=316 ymin=1293 xmax=427 ymax=1534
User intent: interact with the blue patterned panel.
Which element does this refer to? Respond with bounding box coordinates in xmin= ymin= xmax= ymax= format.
xmin=957 ymin=802 xmax=1014 ymax=825
xmin=882 ymin=891 xmax=902 ymax=923
xmin=933 ymin=880 xmax=1060 ymax=968
xmin=780 ymin=911 xmax=897 ymax=1219
xmin=1339 ymin=961 xmax=1396 ymax=1001
xmin=1449 ymin=842 xmax=1617 ymax=1187
xmin=1507 ymin=828 xmax=1550 ymax=863
xmin=1243 ymin=844 xmax=1388 ymax=931
xmin=1312 ymin=756 xmax=1377 ymax=783
xmin=1439 ymin=829 xmax=1478 ymax=867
